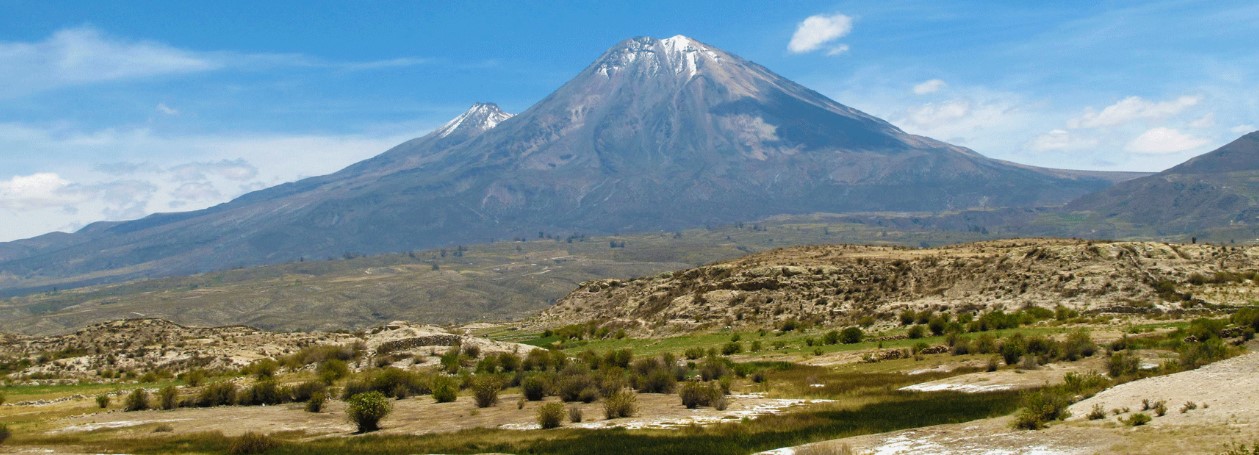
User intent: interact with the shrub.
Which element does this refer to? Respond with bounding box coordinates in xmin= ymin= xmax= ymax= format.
xmin=0 ymin=424 xmax=9 ymax=445
xmin=840 ymin=327 xmax=863 ymax=344
xmin=907 ymin=325 xmax=926 ymax=339
xmin=96 ymin=393 xmax=110 ymax=409
xmin=1106 ymin=351 xmax=1141 ymax=378
xmin=317 ymin=359 xmax=349 ymax=384
xmin=0 ymin=392 xmax=5 ymax=405
xmin=750 ymin=340 xmax=763 ymax=352
xmin=471 ymin=376 xmax=500 ymax=408
xmin=1218 ymin=442 xmax=1259 ymax=455
xmin=538 ymin=402 xmax=565 ymax=429
xmin=291 ymin=380 xmax=327 ymax=403
xmin=1062 ymin=330 xmax=1097 ymax=361
xmin=431 ymin=375 xmax=458 ymax=403
xmin=1180 ymin=401 xmax=1197 ymax=413
xmin=1061 ymin=371 xmax=1110 ymax=398
xmin=346 ymin=391 xmax=392 ymax=433
xmin=1013 ymin=389 xmax=1071 ymax=430
xmin=244 ymin=359 xmax=280 ymax=379
xmin=568 ymin=405 xmax=583 ymax=423
xmin=240 ymin=380 xmax=287 ymax=406
xmin=1087 ymin=404 xmax=1106 ymax=420
xmin=557 ymin=369 xmax=597 ymax=402
xmin=1122 ymin=412 xmax=1151 ymax=426
xmin=196 ymin=382 xmax=238 ymax=407
xmin=306 ymin=391 xmax=326 ymax=413
xmin=124 ymin=388 xmax=150 ymax=412
xmin=683 ymin=347 xmax=705 ymax=360
xmin=522 ymin=375 xmax=549 ymax=401
xmin=158 ymin=385 xmax=179 ymax=410
xmin=720 ymin=342 xmax=743 ymax=355
xmin=228 ymin=431 xmax=278 ymax=455
xmin=1152 ymin=400 xmax=1167 ymax=417
xmin=699 ymin=355 xmax=731 ymax=381
xmin=462 ymin=344 xmax=481 ymax=359
xmin=680 ymin=380 xmax=725 ymax=409
xmin=927 ymin=316 xmax=946 ymax=336
xmin=603 ymin=388 xmax=637 ymax=419
xmin=823 ymin=330 xmax=840 ymax=345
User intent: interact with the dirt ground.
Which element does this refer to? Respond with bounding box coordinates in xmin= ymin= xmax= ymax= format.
xmin=777 ymin=346 xmax=1259 ymax=455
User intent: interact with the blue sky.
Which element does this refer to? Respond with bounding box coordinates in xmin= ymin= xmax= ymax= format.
xmin=0 ymin=1 xmax=1256 ymax=241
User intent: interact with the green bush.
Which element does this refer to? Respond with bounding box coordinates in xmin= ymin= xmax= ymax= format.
xmin=431 ymin=375 xmax=458 ymax=403
xmin=1122 ymin=412 xmax=1151 ymax=426
xmin=683 ymin=347 xmax=705 ymax=360
xmin=95 ymin=393 xmax=110 ymax=409
xmin=1106 ymin=351 xmax=1141 ymax=378
xmin=1013 ymin=389 xmax=1071 ymax=430
xmin=603 ymin=389 xmax=637 ymax=419
xmin=291 ymin=380 xmax=327 ymax=403
xmin=158 ymin=385 xmax=179 ymax=410
xmin=679 ymin=380 xmax=725 ymax=409
xmin=907 ymin=325 xmax=926 ymax=339
xmin=720 ymin=342 xmax=743 ymax=355
xmin=196 ymin=382 xmax=238 ymax=407
xmin=346 ymin=391 xmax=393 ymax=433
xmin=240 ymin=380 xmax=287 ymax=406
xmin=823 ymin=330 xmax=840 ymax=345
xmin=840 ymin=327 xmax=864 ymax=344
xmin=558 ymin=368 xmax=597 ymax=403
xmin=538 ymin=402 xmax=565 ymax=429
xmin=244 ymin=359 xmax=280 ymax=379
xmin=228 ymin=431 xmax=279 ymax=454
xmin=471 ymin=375 xmax=500 ymax=408
xmin=1061 ymin=371 xmax=1109 ymax=398
xmin=522 ymin=375 xmax=549 ymax=401
xmin=306 ymin=391 xmax=326 ymax=413
xmin=124 ymin=388 xmax=150 ymax=412
xmin=317 ymin=359 xmax=349 ymax=384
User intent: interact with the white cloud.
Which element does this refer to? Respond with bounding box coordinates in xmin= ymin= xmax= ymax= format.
xmin=1068 ymin=95 xmax=1200 ymax=129
xmin=0 ymin=27 xmax=218 ymax=98
xmin=901 ymin=100 xmax=972 ymax=129
xmin=913 ymin=79 xmax=947 ymax=95
xmin=788 ymin=13 xmax=853 ymax=54
xmin=0 ymin=172 xmax=77 ymax=211
xmin=171 ymin=181 xmax=221 ymax=202
xmin=156 ymin=103 xmax=179 ymax=116
xmin=0 ymin=26 xmax=431 ymax=99
xmin=1124 ymin=127 xmax=1209 ymax=154
xmin=1187 ymin=112 xmax=1215 ymax=129
xmin=825 ymin=44 xmax=850 ymax=56
xmin=1027 ymin=129 xmax=1099 ymax=152
xmin=1232 ymin=124 xmax=1257 ymax=135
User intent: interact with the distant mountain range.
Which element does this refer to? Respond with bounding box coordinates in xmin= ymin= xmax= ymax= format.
xmin=0 ymin=35 xmax=1204 ymax=294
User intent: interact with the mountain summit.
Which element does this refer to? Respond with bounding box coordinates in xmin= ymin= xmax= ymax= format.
xmin=0 ymin=36 xmax=1126 ymax=291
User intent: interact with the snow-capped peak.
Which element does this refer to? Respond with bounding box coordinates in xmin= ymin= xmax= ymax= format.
xmin=596 ymin=35 xmax=723 ymax=78
xmin=436 ymin=102 xmax=513 ymax=138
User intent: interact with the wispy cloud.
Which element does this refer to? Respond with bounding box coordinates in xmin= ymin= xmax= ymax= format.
xmin=788 ymin=13 xmax=853 ymax=55
xmin=1125 ymin=127 xmax=1209 ymax=154
xmin=1067 ymin=95 xmax=1200 ymax=129
xmin=0 ymin=26 xmax=431 ymax=99
xmin=912 ymin=79 xmax=947 ymax=95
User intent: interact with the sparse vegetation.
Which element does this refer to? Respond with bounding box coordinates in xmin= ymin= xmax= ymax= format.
xmin=603 ymin=388 xmax=637 ymax=419
xmin=538 ymin=402 xmax=565 ymax=429
xmin=1013 ymin=388 xmax=1071 ymax=430
xmin=228 ymin=432 xmax=280 ymax=454
xmin=124 ymin=387 xmax=150 ymax=411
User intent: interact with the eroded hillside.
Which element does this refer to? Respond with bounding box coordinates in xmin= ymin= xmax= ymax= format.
xmin=541 ymin=239 xmax=1259 ymax=333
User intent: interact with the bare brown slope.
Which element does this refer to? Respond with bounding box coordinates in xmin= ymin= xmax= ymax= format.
xmin=540 ymin=239 xmax=1259 ymax=333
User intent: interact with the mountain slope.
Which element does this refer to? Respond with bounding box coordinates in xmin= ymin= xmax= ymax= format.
xmin=1066 ymin=131 xmax=1259 ymax=235
xmin=0 ymin=36 xmax=1123 ymax=292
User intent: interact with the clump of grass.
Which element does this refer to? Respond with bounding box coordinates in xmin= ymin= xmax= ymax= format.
xmin=1087 ymin=404 xmax=1106 ymax=420
xmin=1122 ymin=412 xmax=1151 ymax=426
xmin=522 ymin=375 xmax=548 ymax=401
xmin=152 ymin=424 xmax=174 ymax=433
xmin=228 ymin=432 xmax=279 ymax=454
xmin=1152 ymin=400 xmax=1167 ymax=417
xmin=538 ymin=402 xmax=565 ymax=429
xmin=95 ymin=393 xmax=110 ymax=409
xmin=568 ymin=406 xmax=583 ymax=423
xmin=0 ymin=423 xmax=10 ymax=445
xmin=603 ymin=389 xmax=637 ymax=419
xmin=680 ymin=380 xmax=726 ymax=409
xmin=1180 ymin=401 xmax=1198 ymax=413
xmin=1218 ymin=441 xmax=1259 ymax=455
xmin=431 ymin=375 xmax=458 ymax=403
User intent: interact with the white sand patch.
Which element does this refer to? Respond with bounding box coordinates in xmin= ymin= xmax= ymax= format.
xmin=501 ymin=394 xmax=831 ymax=431
xmin=900 ymin=383 xmax=1015 ymax=393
